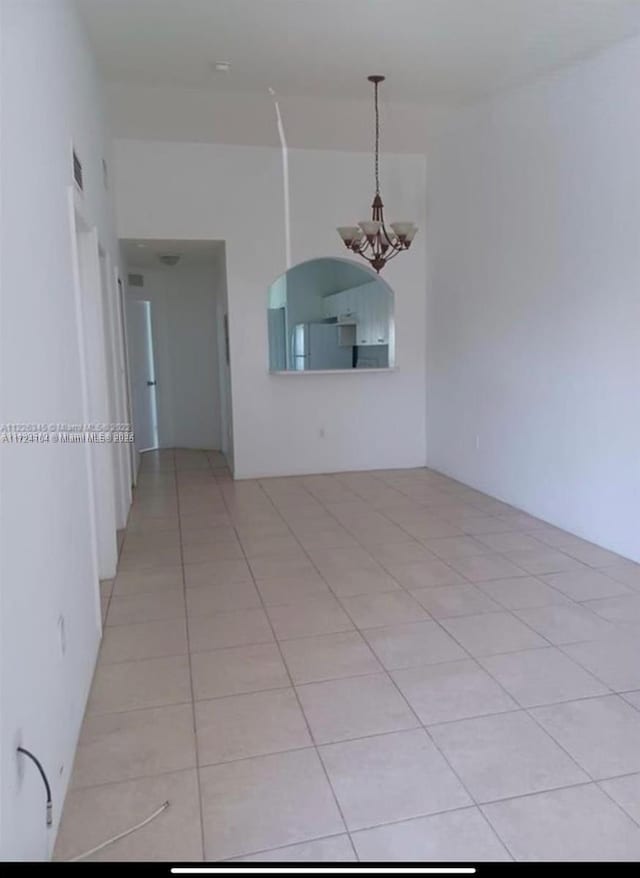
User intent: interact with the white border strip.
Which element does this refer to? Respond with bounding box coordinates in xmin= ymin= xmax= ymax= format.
xmin=269 ymin=87 xmax=292 ymax=271
xmin=172 ymin=869 xmax=476 ymax=874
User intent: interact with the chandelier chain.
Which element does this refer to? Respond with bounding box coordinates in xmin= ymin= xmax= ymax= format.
xmin=374 ymin=79 xmax=380 ymax=194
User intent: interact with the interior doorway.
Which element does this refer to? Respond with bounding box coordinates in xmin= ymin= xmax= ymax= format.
xmin=121 ymin=239 xmax=233 ymax=469
xmin=127 ymin=299 xmax=159 ymax=452
xmin=70 ymin=202 xmax=119 ymax=581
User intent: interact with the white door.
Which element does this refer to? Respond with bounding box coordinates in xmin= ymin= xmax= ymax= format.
xmin=128 ymin=300 xmax=159 ymax=452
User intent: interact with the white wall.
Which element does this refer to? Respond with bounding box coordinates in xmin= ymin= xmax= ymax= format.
xmin=105 ymin=81 xmax=436 ymax=152
xmin=0 ymin=0 xmax=121 ymax=858
xmin=427 ymin=36 xmax=640 ymax=562
xmin=127 ymin=261 xmax=222 ymax=450
xmin=114 ymin=140 xmax=427 ymax=479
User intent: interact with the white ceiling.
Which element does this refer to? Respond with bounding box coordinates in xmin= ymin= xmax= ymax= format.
xmin=121 ymin=238 xmax=224 ymax=269
xmin=79 ymin=0 xmax=640 ymax=104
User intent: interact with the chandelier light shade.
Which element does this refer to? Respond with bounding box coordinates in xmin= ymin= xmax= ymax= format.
xmin=337 ymin=75 xmax=418 ymax=273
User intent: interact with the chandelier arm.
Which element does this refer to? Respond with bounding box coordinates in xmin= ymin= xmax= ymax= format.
xmin=348 ymin=240 xmax=374 ymax=266
xmin=360 ymin=239 xmax=378 ymax=261
xmin=381 ymin=245 xmax=403 ymax=264
xmin=375 ymin=233 xmax=392 ymax=257
xmin=352 ymin=240 xmax=371 ymax=258
xmin=379 ymin=223 xmax=400 ymax=251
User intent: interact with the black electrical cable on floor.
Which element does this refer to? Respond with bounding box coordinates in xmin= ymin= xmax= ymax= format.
xmin=17 ymin=746 xmax=52 ymax=826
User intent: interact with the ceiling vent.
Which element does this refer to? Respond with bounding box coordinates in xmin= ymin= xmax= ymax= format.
xmin=128 ymin=273 xmax=144 ymax=287
xmin=158 ymin=254 xmax=181 ymax=266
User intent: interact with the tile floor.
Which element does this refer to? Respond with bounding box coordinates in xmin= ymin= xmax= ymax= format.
xmin=54 ymin=449 xmax=640 ymax=862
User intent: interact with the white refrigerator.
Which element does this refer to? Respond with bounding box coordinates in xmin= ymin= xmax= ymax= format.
xmin=292 ymin=322 xmax=353 ymax=370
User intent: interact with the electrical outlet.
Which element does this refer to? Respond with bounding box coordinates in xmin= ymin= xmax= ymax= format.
xmin=475 ymin=434 xmax=481 ymax=450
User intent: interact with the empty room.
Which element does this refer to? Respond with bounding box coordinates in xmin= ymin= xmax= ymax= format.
xmin=1 ymin=0 xmax=640 ymax=866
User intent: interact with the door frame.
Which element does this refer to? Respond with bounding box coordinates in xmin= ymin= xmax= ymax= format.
xmin=67 ymin=187 xmax=118 ymax=585
xmin=118 ymin=277 xmax=138 ymax=487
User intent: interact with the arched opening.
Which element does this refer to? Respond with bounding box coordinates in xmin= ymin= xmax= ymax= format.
xmin=267 ymin=257 xmax=395 ymax=371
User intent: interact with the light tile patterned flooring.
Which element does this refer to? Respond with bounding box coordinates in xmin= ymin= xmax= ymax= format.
xmin=55 ymin=449 xmax=640 ymax=862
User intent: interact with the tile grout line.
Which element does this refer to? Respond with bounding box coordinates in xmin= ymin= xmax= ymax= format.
xmin=100 ymin=463 xmax=632 ymax=718
xmin=217 ymin=830 xmax=353 ymax=864
xmin=83 ymin=455 xmax=640 ymax=862
xmin=252 ymin=472 xmax=623 ymax=861
xmin=553 ymin=638 xmax=638 ymax=696
xmin=385 ymin=536 xmax=622 ymax=799
xmin=595 ymin=778 xmax=640 ymax=833
xmin=319 ymin=477 xmax=576 ymax=861
xmin=361 ymin=476 xmax=640 ymax=839
xmin=253 ymin=476 xmax=513 ymax=859
xmin=73 ymin=692 xmax=640 ymax=794
xmin=218 ymin=469 xmax=361 ymax=862
xmin=338 ymin=468 xmax=630 ymax=595
xmin=271 ymin=473 xmax=598 ymax=665
xmin=174 ymin=447 xmax=208 ymax=863
xmin=362 ymin=487 xmax=636 ymax=678
xmin=256 ymin=477 xmax=559 ymax=708
xmin=255 ymin=476 xmax=628 ymax=709
xmin=64 ymin=747 xmax=640 ymax=819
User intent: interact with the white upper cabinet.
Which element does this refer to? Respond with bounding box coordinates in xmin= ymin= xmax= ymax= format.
xmin=324 ymin=287 xmax=358 ymax=322
xmin=372 ymin=285 xmax=390 ymax=345
xmin=353 ymin=281 xmax=390 ymax=345
xmin=322 ymin=296 xmax=335 ymax=318
xmin=356 ymin=291 xmax=374 ymax=345
xmin=322 ymin=280 xmax=390 ymax=344
xmin=341 ymin=289 xmax=356 ymax=320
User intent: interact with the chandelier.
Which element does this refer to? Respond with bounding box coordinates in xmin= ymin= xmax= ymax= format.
xmin=337 ymin=75 xmax=418 ymax=273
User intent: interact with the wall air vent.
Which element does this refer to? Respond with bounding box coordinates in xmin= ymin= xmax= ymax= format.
xmin=72 ymin=149 xmax=83 ymax=191
xmin=128 ymin=273 xmax=144 ymax=287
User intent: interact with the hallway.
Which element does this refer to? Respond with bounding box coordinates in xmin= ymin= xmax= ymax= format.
xmin=55 ymin=450 xmax=640 ymax=862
